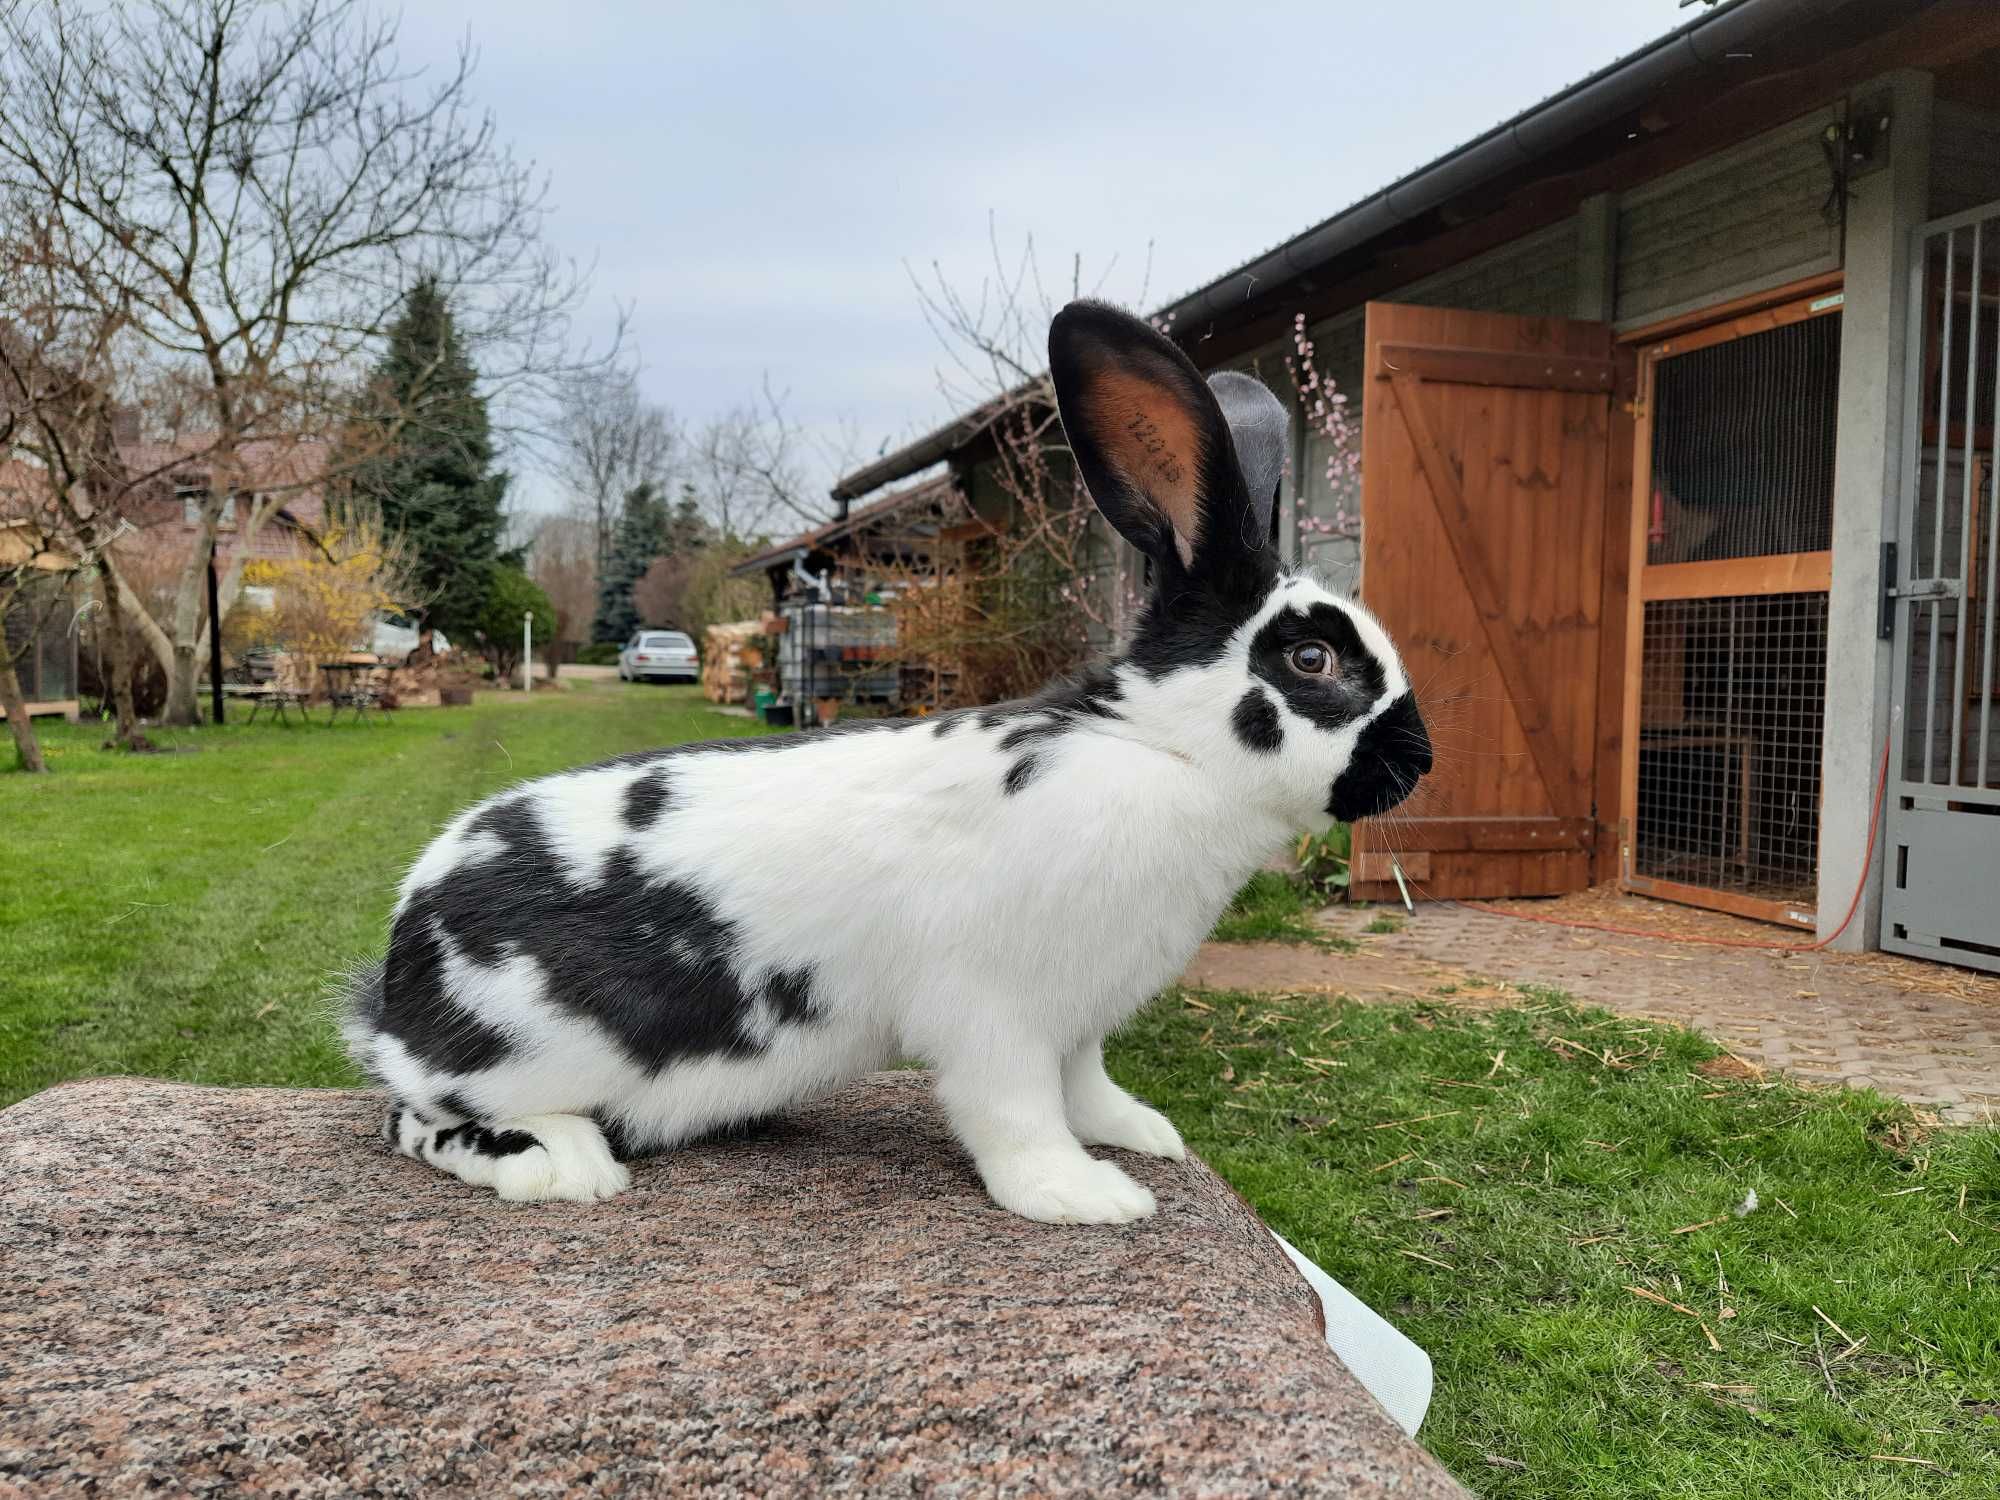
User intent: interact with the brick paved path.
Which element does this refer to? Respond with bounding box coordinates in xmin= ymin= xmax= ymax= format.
xmin=1181 ymin=895 xmax=2000 ymax=1121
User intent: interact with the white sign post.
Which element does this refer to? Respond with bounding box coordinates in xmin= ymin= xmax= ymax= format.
xmin=522 ymin=609 xmax=533 ymax=693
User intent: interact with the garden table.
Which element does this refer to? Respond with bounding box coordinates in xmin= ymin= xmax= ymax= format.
xmin=320 ymin=656 xmax=389 ymax=725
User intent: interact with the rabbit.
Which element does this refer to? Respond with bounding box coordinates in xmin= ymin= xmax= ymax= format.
xmin=340 ymin=300 xmax=1431 ymax=1225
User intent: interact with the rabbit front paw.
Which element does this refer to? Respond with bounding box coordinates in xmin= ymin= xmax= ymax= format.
xmin=983 ymin=1150 xmax=1157 ymax=1225
xmin=490 ymin=1114 xmax=632 ymax=1204
xmin=1073 ymin=1099 xmax=1187 ymax=1161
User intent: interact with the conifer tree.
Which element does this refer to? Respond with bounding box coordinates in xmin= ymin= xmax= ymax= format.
xmin=350 ymin=278 xmax=513 ymax=639
xmin=592 ymin=481 xmax=670 ymax=643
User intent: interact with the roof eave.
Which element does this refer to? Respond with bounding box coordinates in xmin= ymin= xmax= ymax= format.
xmin=830 ymin=0 xmax=1873 ymax=503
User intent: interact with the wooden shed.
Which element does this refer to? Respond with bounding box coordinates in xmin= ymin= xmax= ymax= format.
xmin=0 ymin=518 xmax=81 ymax=724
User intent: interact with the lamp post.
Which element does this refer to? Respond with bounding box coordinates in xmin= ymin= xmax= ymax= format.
xmin=522 ymin=609 xmax=533 ymax=693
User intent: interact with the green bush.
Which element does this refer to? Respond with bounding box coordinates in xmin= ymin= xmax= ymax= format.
xmin=1292 ymin=824 xmax=1351 ymax=903
xmin=575 ymin=642 xmax=620 ymax=666
xmin=475 ymin=565 xmax=556 ymax=680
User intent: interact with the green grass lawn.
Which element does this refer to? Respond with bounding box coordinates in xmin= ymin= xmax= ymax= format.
xmin=4 ymin=688 xmax=1995 ymax=1495
xmin=1108 ymin=991 xmax=1999 ymax=1498
xmin=0 ymin=683 xmax=775 ymax=1105
xmin=1209 ymin=869 xmax=1357 ymax=949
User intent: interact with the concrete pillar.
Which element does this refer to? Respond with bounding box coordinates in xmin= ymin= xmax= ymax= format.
xmin=1820 ymin=69 xmax=1934 ymax=949
xmin=1574 ymin=193 xmax=1619 ymax=323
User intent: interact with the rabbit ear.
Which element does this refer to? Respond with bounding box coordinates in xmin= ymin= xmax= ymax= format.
xmin=1049 ymin=301 xmax=1258 ymax=578
xmin=1208 ymin=370 xmax=1290 ymax=549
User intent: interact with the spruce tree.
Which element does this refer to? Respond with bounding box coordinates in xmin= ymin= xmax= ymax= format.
xmin=592 ymin=481 xmax=670 ymax=643
xmin=350 ymin=278 xmax=513 ymax=640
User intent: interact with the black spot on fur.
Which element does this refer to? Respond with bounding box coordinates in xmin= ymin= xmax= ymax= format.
xmin=384 ymin=1107 xmax=404 ymax=1145
xmin=477 ymin=1127 xmax=541 ymax=1158
xmin=380 ymin=800 xmax=825 ymax=1079
xmin=1327 ymin=692 xmax=1432 ymax=822
xmin=1003 ymin=754 xmax=1041 ymax=796
xmin=438 ymin=1091 xmax=478 ymax=1120
xmin=971 ymin=664 xmax=1127 ymax=764
xmin=417 ymin=1117 xmax=546 ymax=1160
xmin=376 ymin=911 xmax=518 ymax=1074
xmin=1123 ymin=582 xmax=1267 ymax=680
xmin=764 ymin=966 xmax=818 ymax=1026
xmin=931 ymin=714 xmax=960 ymax=738
xmin=621 ymin=769 xmax=673 ymax=829
xmin=1028 ymin=664 xmax=1125 ymax=721
xmin=982 ymin=665 xmax=1125 ymax=733
xmin=1247 ymin=602 xmax=1387 ymax=732
xmin=998 ymin=717 xmax=1065 ymax=753
xmin=1231 ymin=687 xmax=1284 ymax=754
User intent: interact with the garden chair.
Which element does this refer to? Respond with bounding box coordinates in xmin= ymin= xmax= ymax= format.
xmin=322 ymin=653 xmax=386 ymax=726
xmin=227 ymin=650 xmax=308 ymax=727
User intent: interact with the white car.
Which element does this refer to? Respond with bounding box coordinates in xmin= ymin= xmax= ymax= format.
xmin=369 ymin=613 xmax=450 ymax=659
xmin=618 ymin=629 xmax=699 ymax=684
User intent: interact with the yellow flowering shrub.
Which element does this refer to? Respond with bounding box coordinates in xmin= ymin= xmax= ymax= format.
xmin=237 ymin=503 xmax=418 ymax=665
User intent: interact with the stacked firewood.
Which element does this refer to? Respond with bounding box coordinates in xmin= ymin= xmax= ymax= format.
xmin=702 ymin=622 xmax=764 ymax=704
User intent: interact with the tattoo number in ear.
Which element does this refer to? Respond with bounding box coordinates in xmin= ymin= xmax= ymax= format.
xmin=1126 ymin=412 xmax=1182 ymax=485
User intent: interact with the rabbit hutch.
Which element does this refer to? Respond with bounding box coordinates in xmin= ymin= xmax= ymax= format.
xmin=1621 ymin=289 xmax=1845 ymax=929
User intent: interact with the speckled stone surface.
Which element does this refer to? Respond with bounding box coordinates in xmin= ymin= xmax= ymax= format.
xmin=0 ymin=1075 xmax=1467 ymax=1497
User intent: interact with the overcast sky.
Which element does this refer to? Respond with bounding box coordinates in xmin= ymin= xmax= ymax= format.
xmin=395 ymin=1 xmax=1691 ymax=521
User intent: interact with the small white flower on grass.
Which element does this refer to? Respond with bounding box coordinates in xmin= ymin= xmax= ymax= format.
xmin=1734 ymin=1187 xmax=1760 ymax=1217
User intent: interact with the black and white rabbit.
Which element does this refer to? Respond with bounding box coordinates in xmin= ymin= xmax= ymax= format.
xmin=341 ymin=301 xmax=1431 ymax=1224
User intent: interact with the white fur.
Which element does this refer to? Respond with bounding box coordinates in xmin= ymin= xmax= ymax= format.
xmin=369 ymin=567 xmax=1412 ymax=1224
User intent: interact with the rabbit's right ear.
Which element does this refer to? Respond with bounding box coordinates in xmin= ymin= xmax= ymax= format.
xmin=1049 ymin=301 xmax=1257 ymax=580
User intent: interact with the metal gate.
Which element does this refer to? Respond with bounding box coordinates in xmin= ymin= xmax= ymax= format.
xmin=1883 ymin=200 xmax=2000 ymax=973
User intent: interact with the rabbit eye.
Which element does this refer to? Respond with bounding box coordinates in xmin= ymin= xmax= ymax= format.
xmin=1288 ymin=641 xmax=1336 ymax=677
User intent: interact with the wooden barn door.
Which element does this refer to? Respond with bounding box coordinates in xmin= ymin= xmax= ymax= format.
xmin=1349 ymin=302 xmax=1625 ymax=902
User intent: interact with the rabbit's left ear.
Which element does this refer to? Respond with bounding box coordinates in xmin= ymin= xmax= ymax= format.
xmin=1209 ymin=371 xmax=1290 ymax=549
xmin=1049 ymin=301 xmax=1261 ymax=580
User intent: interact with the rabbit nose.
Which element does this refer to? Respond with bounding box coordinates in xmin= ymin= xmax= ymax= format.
xmin=1325 ymin=692 xmax=1430 ymax=823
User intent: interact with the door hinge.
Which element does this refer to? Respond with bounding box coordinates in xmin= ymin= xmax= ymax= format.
xmin=1622 ymin=397 xmax=1646 ymax=420
xmin=1878 ymin=541 xmax=1897 ymax=639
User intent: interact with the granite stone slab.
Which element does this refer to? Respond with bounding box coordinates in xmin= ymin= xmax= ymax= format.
xmin=0 ymin=1074 xmax=1467 ymax=1497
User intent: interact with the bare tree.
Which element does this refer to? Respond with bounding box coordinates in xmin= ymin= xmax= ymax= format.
xmin=0 ymin=0 xmax=602 ymax=724
xmin=0 ymin=493 xmax=68 ymax=772
xmin=556 ymin=366 xmax=678 ymax=579
xmin=878 ymin=230 xmax=1159 ymax=703
xmin=526 ymin=505 xmax=598 ymax=649
xmin=687 ymin=377 xmax=838 ymax=540
xmin=0 ymin=214 xmax=159 ymax=752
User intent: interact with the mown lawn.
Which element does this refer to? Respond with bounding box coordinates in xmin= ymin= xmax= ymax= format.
xmin=0 ymin=683 xmax=774 ymax=1105
xmin=3 ymin=687 xmax=1995 ymax=1496
xmin=1108 ymin=991 xmax=1999 ymax=1498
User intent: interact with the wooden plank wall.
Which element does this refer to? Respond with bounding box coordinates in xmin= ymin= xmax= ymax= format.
xmin=1614 ymin=107 xmax=1843 ymax=330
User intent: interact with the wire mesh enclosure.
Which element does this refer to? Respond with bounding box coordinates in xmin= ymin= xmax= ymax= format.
xmin=1884 ymin=200 xmax=2000 ymax=974
xmin=1634 ymin=594 xmax=1829 ymax=910
xmin=1646 ymin=313 xmax=1841 ymax=565
xmin=1628 ymin=299 xmax=1840 ymax=925
xmin=2 ymin=577 xmax=78 ymax=704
